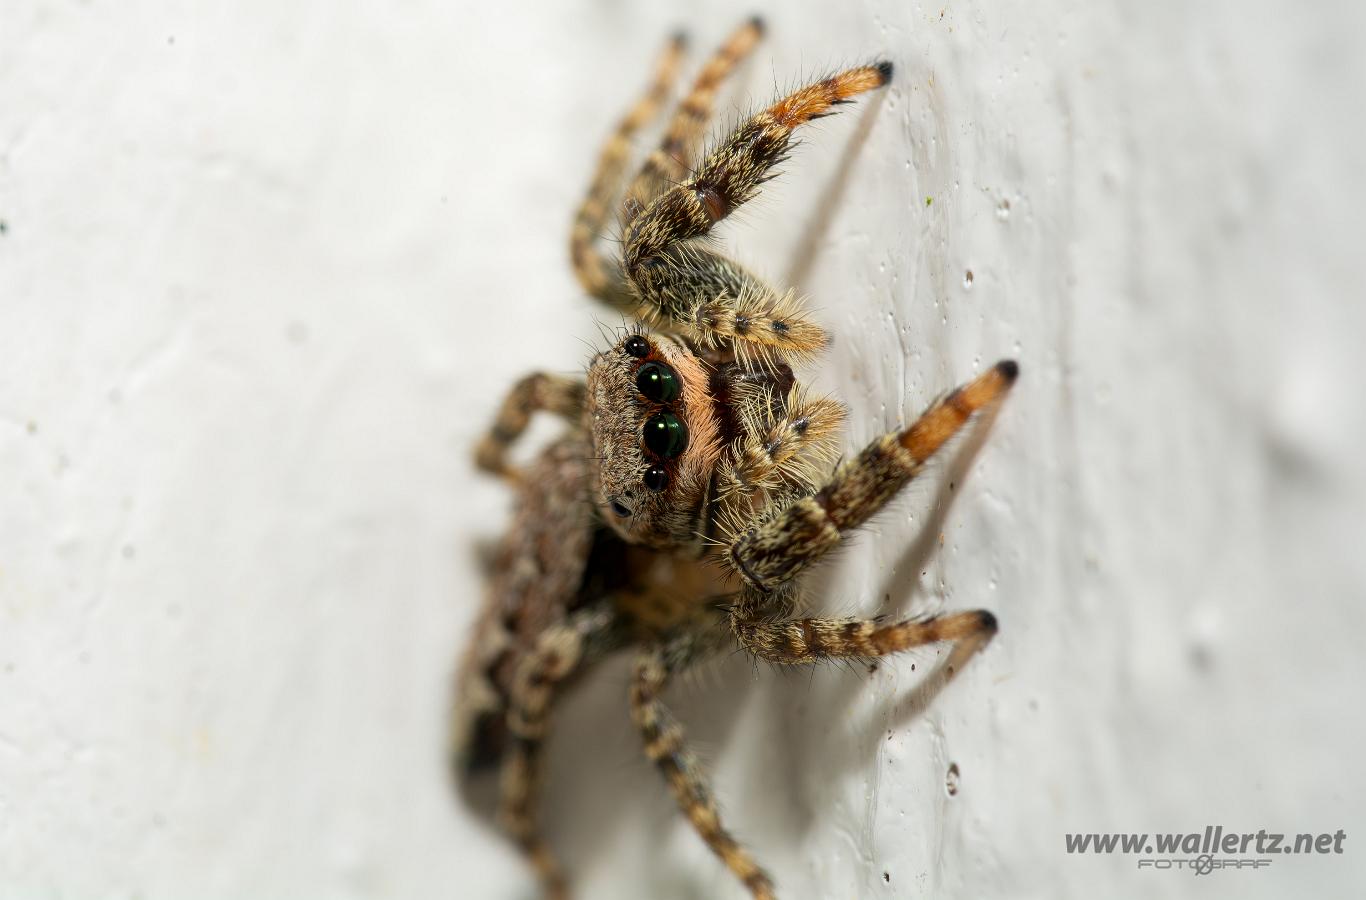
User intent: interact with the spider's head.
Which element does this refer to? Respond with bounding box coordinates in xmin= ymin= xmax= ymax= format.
xmin=585 ymin=331 xmax=722 ymax=549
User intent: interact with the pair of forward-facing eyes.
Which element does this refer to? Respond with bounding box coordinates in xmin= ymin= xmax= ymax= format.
xmin=623 ymin=335 xmax=688 ymax=493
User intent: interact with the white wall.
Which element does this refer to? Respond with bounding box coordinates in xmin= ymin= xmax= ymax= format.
xmin=3 ymin=1 xmax=1364 ymax=898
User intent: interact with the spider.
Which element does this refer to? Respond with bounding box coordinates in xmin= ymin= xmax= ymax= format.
xmin=451 ymin=18 xmax=1018 ymax=900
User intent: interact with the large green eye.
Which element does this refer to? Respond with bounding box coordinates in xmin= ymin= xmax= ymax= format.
xmin=635 ymin=362 xmax=681 ymax=403
xmin=643 ymin=413 xmax=688 ymax=459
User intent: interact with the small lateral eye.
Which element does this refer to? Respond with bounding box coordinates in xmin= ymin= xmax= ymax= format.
xmin=635 ymin=361 xmax=680 ymax=403
xmin=623 ymin=335 xmax=650 ymax=358
xmin=643 ymin=466 xmax=668 ymax=492
xmin=643 ymin=412 xmax=688 ymax=459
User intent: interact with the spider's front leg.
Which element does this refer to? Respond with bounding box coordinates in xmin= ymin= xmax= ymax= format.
xmin=572 ymin=17 xmax=766 ymax=313
xmin=570 ymin=33 xmax=687 ymax=307
xmin=623 ymin=64 xmax=893 ymax=365
xmin=474 ymin=373 xmax=585 ymax=479
xmin=630 ymin=632 xmax=776 ymax=900
xmin=620 ymin=17 xmax=765 ymax=226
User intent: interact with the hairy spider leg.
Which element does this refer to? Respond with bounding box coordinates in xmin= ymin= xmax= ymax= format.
xmin=728 ymin=360 xmax=1018 ymax=592
xmin=621 ymin=17 xmax=766 ymax=227
xmin=570 ymin=34 xmax=688 ymax=307
xmin=733 ymin=599 xmax=998 ymax=666
xmin=629 ymin=632 xmax=776 ymax=900
xmin=499 ymin=605 xmax=624 ymax=899
xmin=474 ymin=373 xmax=586 ymax=478
xmin=623 ymin=64 xmax=893 ymax=365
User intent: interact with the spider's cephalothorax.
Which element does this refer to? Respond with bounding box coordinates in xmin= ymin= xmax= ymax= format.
xmin=585 ymin=331 xmax=726 ymax=550
xmin=453 ymin=19 xmax=1019 ymax=900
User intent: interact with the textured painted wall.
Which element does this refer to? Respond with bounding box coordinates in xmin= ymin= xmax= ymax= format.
xmin=3 ymin=1 xmax=1363 ymax=898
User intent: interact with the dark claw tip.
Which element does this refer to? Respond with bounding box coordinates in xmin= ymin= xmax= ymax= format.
xmin=874 ymin=60 xmax=894 ymax=84
xmin=977 ymin=610 xmax=999 ymax=633
xmin=748 ymin=15 xmax=766 ymax=35
xmin=669 ymin=30 xmax=688 ymax=49
xmin=995 ymin=359 xmax=1020 ymax=384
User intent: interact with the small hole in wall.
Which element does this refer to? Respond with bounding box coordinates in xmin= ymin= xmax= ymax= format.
xmin=883 ymin=872 xmax=891 ymax=883
xmin=962 ymin=270 xmax=974 ymax=290
xmin=946 ymin=762 xmax=961 ymax=796
xmin=996 ymin=198 xmax=1011 ymax=221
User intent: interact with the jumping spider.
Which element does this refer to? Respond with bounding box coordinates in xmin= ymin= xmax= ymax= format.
xmin=453 ymin=18 xmax=1017 ymax=899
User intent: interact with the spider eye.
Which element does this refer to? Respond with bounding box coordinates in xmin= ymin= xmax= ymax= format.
xmin=635 ymin=362 xmax=680 ymax=403
xmin=643 ymin=466 xmax=669 ymax=492
xmin=623 ymin=335 xmax=650 ymax=358
xmin=643 ymin=412 xmax=688 ymax=459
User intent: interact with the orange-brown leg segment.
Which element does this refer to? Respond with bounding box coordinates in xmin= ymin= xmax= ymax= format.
xmin=570 ymin=33 xmax=687 ymax=306
xmin=498 ymin=606 xmax=623 ymax=899
xmin=729 ymin=361 xmax=1019 ymax=592
xmin=474 ymin=373 xmax=586 ymax=479
xmin=620 ymin=17 xmax=765 ymax=226
xmin=624 ymin=62 xmax=892 ymax=279
xmin=731 ymin=603 xmax=998 ymax=666
xmin=630 ymin=640 xmax=776 ymax=900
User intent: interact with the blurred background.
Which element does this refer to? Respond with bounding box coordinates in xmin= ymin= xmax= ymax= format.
xmin=2 ymin=1 xmax=1364 ymax=897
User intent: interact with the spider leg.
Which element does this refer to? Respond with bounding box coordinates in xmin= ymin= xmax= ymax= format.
xmin=630 ymin=633 xmax=776 ymax=900
xmin=499 ymin=605 xmax=624 ymax=899
xmin=637 ymin=246 xmax=829 ymax=367
xmin=625 ymin=62 xmax=892 ymax=268
xmin=570 ymin=34 xmax=687 ymax=309
xmin=731 ymin=595 xmax=997 ymax=666
xmin=728 ymin=361 xmax=1018 ymax=592
xmin=474 ymin=373 xmax=586 ymax=479
xmin=620 ymin=17 xmax=765 ymax=227
xmin=622 ymin=64 xmax=891 ymax=363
